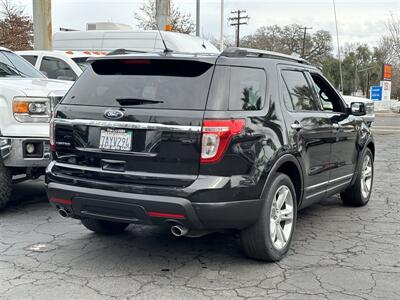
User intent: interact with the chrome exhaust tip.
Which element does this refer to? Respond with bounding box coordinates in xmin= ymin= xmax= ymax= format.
xmin=58 ymin=208 xmax=70 ymax=218
xmin=171 ymin=225 xmax=188 ymax=237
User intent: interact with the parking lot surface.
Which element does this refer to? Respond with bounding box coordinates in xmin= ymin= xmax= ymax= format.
xmin=0 ymin=115 xmax=399 ymax=300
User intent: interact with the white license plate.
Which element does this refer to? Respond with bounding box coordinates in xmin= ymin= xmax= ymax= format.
xmin=99 ymin=129 xmax=132 ymax=151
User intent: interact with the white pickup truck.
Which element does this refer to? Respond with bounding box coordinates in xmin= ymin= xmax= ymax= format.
xmin=0 ymin=47 xmax=72 ymax=209
xmin=17 ymin=50 xmax=104 ymax=81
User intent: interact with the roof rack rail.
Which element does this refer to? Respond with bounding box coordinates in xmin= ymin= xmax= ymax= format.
xmin=220 ymin=47 xmax=310 ymax=65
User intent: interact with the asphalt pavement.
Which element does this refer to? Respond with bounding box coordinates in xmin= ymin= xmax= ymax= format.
xmin=0 ymin=114 xmax=399 ymax=300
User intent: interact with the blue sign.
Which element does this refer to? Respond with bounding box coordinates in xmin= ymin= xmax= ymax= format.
xmin=370 ymin=86 xmax=382 ymax=101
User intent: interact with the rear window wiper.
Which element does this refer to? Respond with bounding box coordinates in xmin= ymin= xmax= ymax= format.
xmin=116 ymin=98 xmax=164 ymax=106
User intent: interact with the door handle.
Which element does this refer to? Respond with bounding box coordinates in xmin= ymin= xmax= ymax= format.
xmin=291 ymin=122 xmax=303 ymax=130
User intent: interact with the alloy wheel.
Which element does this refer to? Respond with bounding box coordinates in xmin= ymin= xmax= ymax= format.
xmin=361 ymin=154 xmax=373 ymax=199
xmin=269 ymin=185 xmax=294 ymax=250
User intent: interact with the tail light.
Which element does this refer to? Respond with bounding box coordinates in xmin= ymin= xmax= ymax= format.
xmin=49 ymin=113 xmax=56 ymax=151
xmin=200 ymin=119 xmax=245 ymax=164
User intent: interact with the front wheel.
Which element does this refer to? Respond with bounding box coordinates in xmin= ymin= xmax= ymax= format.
xmin=81 ymin=218 xmax=129 ymax=235
xmin=241 ymin=173 xmax=297 ymax=261
xmin=0 ymin=162 xmax=12 ymax=211
xmin=341 ymin=148 xmax=374 ymax=207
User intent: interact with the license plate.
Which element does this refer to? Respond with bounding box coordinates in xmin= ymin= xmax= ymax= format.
xmin=99 ymin=129 xmax=132 ymax=151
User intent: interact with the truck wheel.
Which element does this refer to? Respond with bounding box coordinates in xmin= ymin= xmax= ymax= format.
xmin=241 ymin=173 xmax=297 ymax=261
xmin=0 ymin=162 xmax=12 ymax=210
xmin=81 ymin=218 xmax=129 ymax=235
xmin=341 ymin=148 xmax=374 ymax=207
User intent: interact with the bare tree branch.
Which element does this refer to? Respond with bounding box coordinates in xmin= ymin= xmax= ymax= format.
xmin=134 ymin=0 xmax=195 ymax=34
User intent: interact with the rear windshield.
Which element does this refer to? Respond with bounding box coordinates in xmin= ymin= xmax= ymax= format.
xmin=62 ymin=59 xmax=214 ymax=110
xmin=71 ymin=57 xmax=90 ymax=71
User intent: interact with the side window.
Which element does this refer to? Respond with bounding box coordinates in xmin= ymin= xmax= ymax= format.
xmin=21 ymin=55 xmax=38 ymax=66
xmin=310 ymin=73 xmax=344 ymax=113
xmin=207 ymin=66 xmax=266 ymax=111
xmin=229 ymin=67 xmax=266 ymax=111
xmin=281 ymin=70 xmax=320 ymax=112
xmin=40 ymin=56 xmax=76 ymax=81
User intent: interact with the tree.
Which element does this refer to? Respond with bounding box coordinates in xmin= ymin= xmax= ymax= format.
xmin=240 ymin=24 xmax=332 ymax=65
xmin=385 ymin=14 xmax=400 ymax=62
xmin=134 ymin=0 xmax=195 ymax=34
xmin=0 ymin=0 xmax=33 ymax=51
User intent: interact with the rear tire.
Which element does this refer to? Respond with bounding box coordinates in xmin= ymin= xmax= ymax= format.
xmin=0 ymin=162 xmax=12 ymax=211
xmin=241 ymin=173 xmax=297 ymax=261
xmin=341 ymin=148 xmax=374 ymax=207
xmin=81 ymin=218 xmax=129 ymax=235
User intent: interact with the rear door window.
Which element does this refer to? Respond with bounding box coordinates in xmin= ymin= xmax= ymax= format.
xmin=62 ymin=59 xmax=215 ymax=110
xmin=40 ymin=56 xmax=77 ymax=81
xmin=281 ymin=70 xmax=320 ymax=112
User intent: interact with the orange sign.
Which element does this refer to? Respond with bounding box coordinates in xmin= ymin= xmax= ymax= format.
xmin=383 ymin=64 xmax=392 ymax=81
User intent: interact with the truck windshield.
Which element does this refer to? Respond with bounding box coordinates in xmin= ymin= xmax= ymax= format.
xmin=0 ymin=51 xmax=45 ymax=78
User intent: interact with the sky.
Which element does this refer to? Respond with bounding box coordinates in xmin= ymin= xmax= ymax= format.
xmin=16 ymin=0 xmax=400 ymax=48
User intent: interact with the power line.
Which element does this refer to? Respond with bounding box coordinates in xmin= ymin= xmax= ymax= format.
xmin=301 ymin=26 xmax=312 ymax=58
xmin=229 ymin=10 xmax=249 ymax=47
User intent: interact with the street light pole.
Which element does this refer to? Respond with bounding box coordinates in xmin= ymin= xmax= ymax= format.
xmin=220 ymin=0 xmax=224 ymax=51
xmin=333 ymin=0 xmax=344 ymax=93
xmin=196 ymin=0 xmax=200 ymax=36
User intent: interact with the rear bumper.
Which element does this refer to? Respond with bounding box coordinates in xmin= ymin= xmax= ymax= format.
xmin=47 ymin=182 xmax=262 ymax=230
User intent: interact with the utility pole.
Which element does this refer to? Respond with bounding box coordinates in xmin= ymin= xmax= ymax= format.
xmin=156 ymin=0 xmax=171 ymax=31
xmin=229 ymin=10 xmax=249 ymax=47
xmin=301 ymin=26 xmax=312 ymax=58
xmin=32 ymin=0 xmax=52 ymax=50
xmin=219 ymin=0 xmax=224 ymax=51
xmin=196 ymin=0 xmax=200 ymax=36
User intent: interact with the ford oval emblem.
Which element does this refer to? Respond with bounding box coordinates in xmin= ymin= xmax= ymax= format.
xmin=104 ymin=110 xmax=124 ymax=120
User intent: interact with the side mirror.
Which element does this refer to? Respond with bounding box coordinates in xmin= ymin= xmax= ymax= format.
xmin=349 ymin=102 xmax=366 ymax=116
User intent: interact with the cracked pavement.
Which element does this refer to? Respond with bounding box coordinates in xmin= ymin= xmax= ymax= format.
xmin=1 ymin=114 xmax=399 ymax=300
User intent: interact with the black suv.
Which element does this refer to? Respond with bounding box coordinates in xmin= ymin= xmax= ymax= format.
xmin=46 ymin=48 xmax=374 ymax=261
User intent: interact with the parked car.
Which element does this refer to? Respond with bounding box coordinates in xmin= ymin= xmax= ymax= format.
xmin=17 ymin=50 xmax=104 ymax=81
xmin=52 ymin=30 xmax=220 ymax=54
xmin=342 ymin=95 xmax=375 ymax=126
xmin=0 ymin=47 xmax=72 ymax=209
xmin=391 ymin=101 xmax=400 ymax=113
xmin=46 ymin=48 xmax=375 ymax=261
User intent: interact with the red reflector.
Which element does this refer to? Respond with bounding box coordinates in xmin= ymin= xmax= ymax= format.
xmin=148 ymin=212 xmax=185 ymax=219
xmin=122 ymin=59 xmax=151 ymax=65
xmin=50 ymin=197 xmax=72 ymax=205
